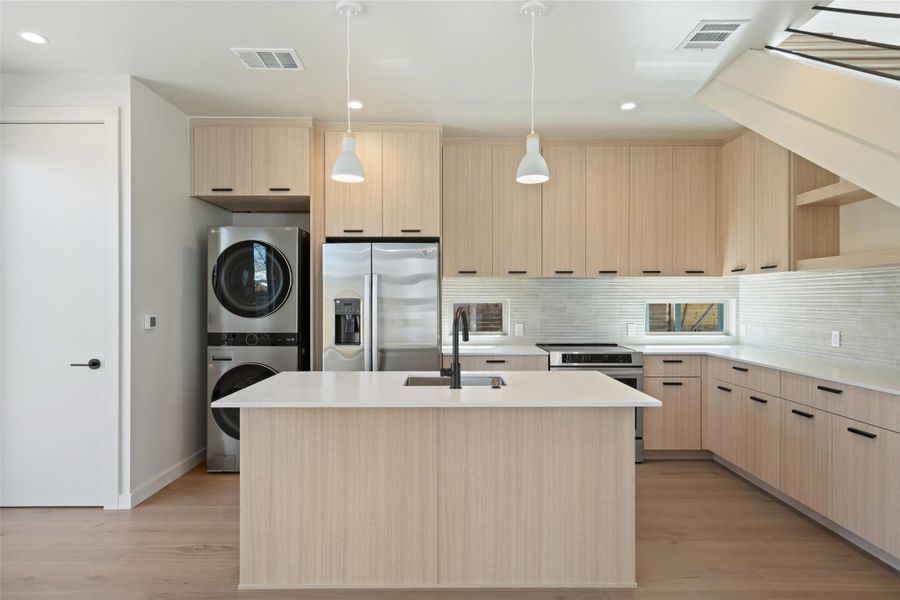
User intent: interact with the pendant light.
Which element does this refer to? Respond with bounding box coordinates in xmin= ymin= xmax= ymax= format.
xmin=516 ymin=0 xmax=549 ymax=185
xmin=332 ymin=0 xmax=365 ymax=183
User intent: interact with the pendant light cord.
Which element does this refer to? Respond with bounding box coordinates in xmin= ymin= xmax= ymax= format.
xmin=345 ymin=10 xmax=352 ymax=134
xmin=530 ymin=11 xmax=535 ymax=135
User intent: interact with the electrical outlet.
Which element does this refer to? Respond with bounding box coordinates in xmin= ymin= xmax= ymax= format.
xmin=144 ymin=314 xmax=158 ymax=331
xmin=831 ymin=330 xmax=841 ymax=347
xmin=626 ymin=322 xmax=638 ymax=337
xmin=514 ymin=323 xmax=524 ymax=337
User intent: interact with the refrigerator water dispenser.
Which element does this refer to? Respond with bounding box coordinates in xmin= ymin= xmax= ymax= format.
xmin=334 ymin=298 xmax=361 ymax=345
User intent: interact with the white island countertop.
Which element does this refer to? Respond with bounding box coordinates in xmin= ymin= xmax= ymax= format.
xmin=212 ymin=370 xmax=661 ymax=409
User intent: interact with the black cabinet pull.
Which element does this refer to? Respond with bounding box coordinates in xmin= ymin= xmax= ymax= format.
xmin=760 ymin=264 xmax=778 ymax=270
xmin=730 ymin=266 xmax=746 ymax=273
xmin=458 ymin=270 xmax=478 ymax=274
xmin=732 ymin=366 xmax=749 ymax=372
xmin=717 ymin=385 xmax=732 ymax=392
xmin=598 ymin=270 xmax=618 ymax=274
xmin=662 ymin=381 xmax=683 ymax=386
xmin=268 ymin=187 xmax=290 ymax=192
xmin=485 ymin=359 xmax=506 ymax=364
xmin=400 ymin=229 xmax=421 ymax=233
xmin=685 ymin=270 xmax=705 ymax=274
xmin=343 ymin=229 xmax=364 ymax=233
xmin=210 ymin=187 xmax=233 ymax=192
xmin=508 ymin=270 xmax=527 ymax=275
xmin=662 ymin=359 xmax=683 ymax=364
xmin=555 ymin=270 xmax=574 ymax=274
xmin=817 ymin=385 xmax=843 ymax=395
xmin=750 ymin=395 xmax=768 ymax=404
xmin=847 ymin=427 xmax=877 ymax=439
xmin=791 ymin=409 xmax=814 ymax=419
xmin=642 ymin=270 xmax=661 ymax=274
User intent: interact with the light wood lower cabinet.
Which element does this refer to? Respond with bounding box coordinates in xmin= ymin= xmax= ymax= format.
xmin=644 ymin=377 xmax=701 ymax=450
xmin=781 ymin=400 xmax=832 ymax=516
xmin=708 ymin=380 xmax=744 ymax=465
xmin=441 ymin=354 xmax=548 ymax=371
xmin=742 ymin=390 xmax=782 ymax=488
xmin=830 ymin=416 xmax=900 ymax=557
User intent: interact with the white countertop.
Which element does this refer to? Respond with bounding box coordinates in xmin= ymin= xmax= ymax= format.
xmin=622 ymin=344 xmax=900 ymax=396
xmin=440 ymin=344 xmax=549 ymax=357
xmin=211 ymin=370 xmax=662 ymax=409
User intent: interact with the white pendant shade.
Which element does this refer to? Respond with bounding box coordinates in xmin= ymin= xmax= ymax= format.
xmin=516 ymin=134 xmax=549 ymax=184
xmin=331 ymin=134 xmax=365 ymax=183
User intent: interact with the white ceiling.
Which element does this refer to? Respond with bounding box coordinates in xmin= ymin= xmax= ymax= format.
xmin=1 ymin=1 xmax=817 ymax=138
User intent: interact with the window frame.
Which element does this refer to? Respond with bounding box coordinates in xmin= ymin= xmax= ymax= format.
xmin=644 ymin=301 xmax=732 ymax=336
xmin=451 ymin=300 xmax=510 ymax=336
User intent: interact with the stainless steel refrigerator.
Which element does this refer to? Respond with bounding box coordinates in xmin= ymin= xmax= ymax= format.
xmin=323 ymin=242 xmax=440 ymax=371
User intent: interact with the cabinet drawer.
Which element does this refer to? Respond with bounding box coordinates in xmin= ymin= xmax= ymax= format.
xmin=830 ymin=415 xmax=900 ymax=557
xmin=442 ymin=354 xmax=548 ymax=371
xmin=644 ymin=355 xmax=701 ymax=377
xmin=709 ymin=358 xmax=780 ymax=397
xmin=781 ymin=399 xmax=831 ymax=516
xmin=643 ymin=377 xmax=701 ymax=450
xmin=781 ymin=372 xmax=900 ymax=433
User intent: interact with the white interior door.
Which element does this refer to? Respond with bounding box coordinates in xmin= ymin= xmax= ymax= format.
xmin=1 ymin=122 xmax=113 ymax=506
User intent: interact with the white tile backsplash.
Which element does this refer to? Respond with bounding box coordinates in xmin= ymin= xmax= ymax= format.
xmin=442 ymin=266 xmax=900 ymax=367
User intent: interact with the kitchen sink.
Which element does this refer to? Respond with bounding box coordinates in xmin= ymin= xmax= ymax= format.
xmin=403 ymin=375 xmax=506 ymax=388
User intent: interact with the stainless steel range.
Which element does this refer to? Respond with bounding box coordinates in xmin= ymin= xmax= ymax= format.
xmin=538 ymin=343 xmax=645 ymax=463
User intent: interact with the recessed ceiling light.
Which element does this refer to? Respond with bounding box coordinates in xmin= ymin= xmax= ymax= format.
xmin=19 ymin=31 xmax=48 ymax=44
xmin=620 ymin=102 xmax=637 ymax=111
xmin=348 ymin=100 xmax=363 ymax=110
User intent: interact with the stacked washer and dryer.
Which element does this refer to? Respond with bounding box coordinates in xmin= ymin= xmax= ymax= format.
xmin=206 ymin=227 xmax=310 ymax=472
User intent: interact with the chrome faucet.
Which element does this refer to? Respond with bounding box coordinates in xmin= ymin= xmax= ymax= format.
xmin=443 ymin=306 xmax=469 ymax=389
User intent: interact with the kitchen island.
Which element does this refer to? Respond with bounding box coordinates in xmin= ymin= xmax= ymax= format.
xmin=213 ymin=370 xmax=661 ymax=590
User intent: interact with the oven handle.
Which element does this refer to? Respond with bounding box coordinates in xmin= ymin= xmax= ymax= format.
xmin=551 ymin=367 xmax=645 ymax=377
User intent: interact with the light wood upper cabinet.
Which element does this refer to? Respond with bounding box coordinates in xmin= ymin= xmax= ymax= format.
xmin=672 ymin=146 xmax=718 ymax=276
xmin=644 ymin=377 xmax=702 ymax=450
xmin=324 ymin=131 xmax=383 ymax=237
xmin=492 ymin=146 xmax=543 ymax=277
xmin=250 ymin=127 xmax=310 ymax=196
xmin=382 ymin=130 xmax=441 ymax=237
xmin=781 ymin=400 xmax=831 ymax=516
xmin=742 ymin=390 xmax=782 ymax=488
xmin=629 ymin=147 xmax=673 ymax=276
xmin=585 ymin=147 xmax=630 ymax=276
xmin=192 ymin=126 xmax=251 ymax=196
xmin=752 ymin=133 xmax=790 ymax=273
xmin=830 ymin=416 xmax=900 ymax=557
xmin=720 ymin=132 xmax=753 ymax=275
xmin=442 ymin=145 xmax=493 ymax=277
xmin=541 ymin=146 xmax=586 ymax=277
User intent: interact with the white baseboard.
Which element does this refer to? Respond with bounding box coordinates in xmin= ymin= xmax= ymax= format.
xmin=116 ymin=448 xmax=206 ymax=509
xmin=713 ymin=456 xmax=900 ymax=572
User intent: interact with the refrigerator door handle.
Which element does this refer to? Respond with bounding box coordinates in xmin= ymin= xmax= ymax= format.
xmin=371 ymin=273 xmax=379 ymax=372
xmin=363 ymin=274 xmax=372 ymax=371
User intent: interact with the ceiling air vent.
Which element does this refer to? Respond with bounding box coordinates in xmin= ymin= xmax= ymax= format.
xmin=678 ymin=20 xmax=747 ymax=50
xmin=231 ymin=48 xmax=305 ymax=71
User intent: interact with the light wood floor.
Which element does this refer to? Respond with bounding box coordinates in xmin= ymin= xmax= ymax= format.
xmin=1 ymin=460 xmax=897 ymax=600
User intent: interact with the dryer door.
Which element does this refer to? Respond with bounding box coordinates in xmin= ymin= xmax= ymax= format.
xmin=212 ymin=240 xmax=292 ymax=319
xmin=210 ymin=363 xmax=277 ymax=439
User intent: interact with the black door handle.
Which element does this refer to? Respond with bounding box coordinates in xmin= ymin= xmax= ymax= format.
xmin=70 ymin=358 xmax=101 ymax=370
xmin=732 ymin=366 xmax=749 ymax=372
xmin=268 ymin=187 xmax=291 ymax=192
xmin=662 ymin=381 xmax=683 ymax=386
xmin=662 ymin=359 xmax=683 ymax=364
xmin=791 ymin=409 xmax=814 ymax=419
xmin=750 ymin=395 xmax=768 ymax=404
xmin=817 ymin=385 xmax=843 ymax=395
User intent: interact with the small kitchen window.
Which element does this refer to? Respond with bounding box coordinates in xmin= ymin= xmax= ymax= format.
xmin=646 ymin=303 xmax=726 ymax=334
xmin=452 ymin=302 xmax=508 ymax=335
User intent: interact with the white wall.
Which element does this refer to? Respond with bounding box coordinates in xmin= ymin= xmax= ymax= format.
xmin=128 ymin=79 xmax=230 ymax=505
xmin=840 ymin=198 xmax=900 ymax=254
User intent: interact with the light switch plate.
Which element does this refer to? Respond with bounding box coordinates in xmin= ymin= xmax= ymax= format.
xmin=831 ymin=330 xmax=840 ymax=347
xmin=144 ymin=314 xmax=158 ymax=331
xmin=626 ymin=322 xmax=638 ymax=337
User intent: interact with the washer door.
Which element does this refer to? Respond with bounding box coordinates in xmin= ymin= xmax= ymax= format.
xmin=212 ymin=240 xmax=292 ymax=318
xmin=210 ymin=363 xmax=277 ymax=440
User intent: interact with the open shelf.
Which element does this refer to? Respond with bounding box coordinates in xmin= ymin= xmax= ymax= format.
xmin=796 ymin=179 xmax=876 ymax=207
xmin=795 ymin=248 xmax=900 ymax=271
